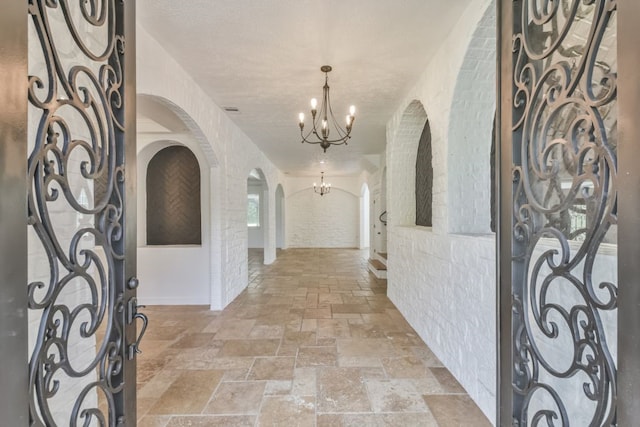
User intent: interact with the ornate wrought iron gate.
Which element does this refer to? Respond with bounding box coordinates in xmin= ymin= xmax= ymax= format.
xmin=1 ymin=1 xmax=140 ymax=425
xmin=498 ymin=1 xmax=640 ymax=425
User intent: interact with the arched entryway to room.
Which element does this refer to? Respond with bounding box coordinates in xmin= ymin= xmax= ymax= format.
xmin=247 ymin=168 xmax=270 ymax=265
xmin=136 ymin=95 xmax=215 ymax=305
xmin=276 ymin=184 xmax=285 ymax=250
xmin=360 ymin=183 xmax=370 ymax=250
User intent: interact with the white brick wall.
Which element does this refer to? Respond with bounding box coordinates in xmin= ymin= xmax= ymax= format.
xmin=385 ymin=0 xmax=498 ymax=422
xmin=287 ymin=187 xmax=359 ymax=248
xmin=137 ymin=24 xmax=285 ymax=309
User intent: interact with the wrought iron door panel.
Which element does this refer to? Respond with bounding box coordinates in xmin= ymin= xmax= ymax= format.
xmin=502 ymin=1 xmax=618 ymax=425
xmin=26 ymin=1 xmax=137 ymax=425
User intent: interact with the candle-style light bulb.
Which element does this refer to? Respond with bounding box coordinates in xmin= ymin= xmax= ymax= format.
xmin=349 ymin=105 xmax=356 ymax=116
xmin=299 ymin=112 xmax=304 ymax=123
xmin=322 ymin=119 xmax=327 ymax=129
xmin=311 ymin=98 xmax=318 ymax=110
xmin=346 ymin=115 xmax=351 ymax=126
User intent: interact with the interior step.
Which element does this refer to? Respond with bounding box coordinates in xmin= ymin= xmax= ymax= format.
xmin=368 ymin=258 xmax=387 ymax=279
xmin=378 ymin=252 xmax=387 ymax=260
xmin=369 ymin=259 xmax=387 ymax=270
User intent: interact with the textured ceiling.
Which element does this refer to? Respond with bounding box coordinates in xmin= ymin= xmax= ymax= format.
xmin=137 ymin=0 xmax=473 ymax=177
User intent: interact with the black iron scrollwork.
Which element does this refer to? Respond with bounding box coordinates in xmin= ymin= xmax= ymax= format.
xmin=27 ymin=1 xmax=126 ymax=426
xmin=511 ymin=0 xmax=617 ymax=425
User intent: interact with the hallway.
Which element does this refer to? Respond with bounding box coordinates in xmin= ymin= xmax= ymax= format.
xmin=136 ymin=249 xmax=490 ymax=426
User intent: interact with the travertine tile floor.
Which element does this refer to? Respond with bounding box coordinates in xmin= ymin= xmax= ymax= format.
xmin=136 ymin=248 xmax=491 ymax=426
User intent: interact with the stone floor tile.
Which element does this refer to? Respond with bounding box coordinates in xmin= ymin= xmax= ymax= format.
xmin=204 ymin=381 xmax=266 ymax=415
xmin=378 ymin=412 xmax=439 ymax=426
xmin=257 ymin=395 xmax=315 ymax=426
xmin=283 ymin=330 xmax=317 ymax=346
xmin=303 ymin=307 xmax=332 ymax=319
xmin=317 ymin=367 xmax=371 ymax=413
xmin=147 ymin=370 xmax=224 ymax=415
xmin=337 ymin=338 xmax=404 ymax=358
xmin=218 ymin=339 xmax=280 ymax=357
xmin=382 ymin=355 xmax=430 ymax=378
xmin=317 ymin=413 xmax=379 ymax=426
xmin=430 ymin=367 xmax=466 ymax=393
xmin=249 ymin=324 xmax=285 ymax=339
xmin=264 ymin=380 xmax=292 ymax=395
xmin=317 ymin=319 xmax=352 ymax=338
xmin=296 ymin=346 xmax=338 ymax=367
xmin=291 ymin=367 xmax=316 ymax=396
xmin=365 ymin=379 xmax=430 ymax=413
xmin=138 ymin=370 xmax=183 ymax=399
xmin=165 ymin=415 xmax=255 ymax=426
xmin=248 ymin=356 xmax=295 ymax=380
xmin=137 ymin=415 xmax=171 ymax=427
xmin=338 ymin=355 xmax=383 ymax=368
xmin=169 ymin=333 xmax=216 ymax=349
xmin=423 ymin=394 xmax=492 ymax=427
xmin=136 ymin=249 xmax=488 ymax=426
xmin=348 ymin=322 xmax=386 ymax=339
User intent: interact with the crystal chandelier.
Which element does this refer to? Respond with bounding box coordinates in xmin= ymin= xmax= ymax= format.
xmin=314 ymin=172 xmax=331 ymax=196
xmin=298 ymin=65 xmax=355 ymax=152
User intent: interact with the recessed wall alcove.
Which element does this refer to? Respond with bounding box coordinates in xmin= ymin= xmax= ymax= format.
xmin=146 ymin=145 xmax=202 ymax=245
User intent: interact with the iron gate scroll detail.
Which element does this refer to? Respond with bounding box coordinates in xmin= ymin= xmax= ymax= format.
xmin=27 ymin=1 xmax=136 ymax=425
xmin=508 ymin=0 xmax=618 ymax=425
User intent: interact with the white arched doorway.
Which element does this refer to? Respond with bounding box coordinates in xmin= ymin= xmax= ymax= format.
xmin=136 ymin=95 xmax=214 ymax=305
xmin=276 ymin=184 xmax=285 ymax=250
xmin=360 ymin=183 xmax=370 ymax=249
xmin=247 ymin=168 xmax=270 ymax=262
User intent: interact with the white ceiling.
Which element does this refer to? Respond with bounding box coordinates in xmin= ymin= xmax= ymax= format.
xmin=137 ymin=0 xmax=473 ymax=177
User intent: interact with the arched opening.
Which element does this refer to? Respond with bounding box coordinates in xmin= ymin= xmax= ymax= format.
xmin=136 ymin=95 xmax=214 ymax=306
xmin=389 ymin=100 xmax=428 ymax=227
xmin=415 ymin=120 xmax=433 ymax=227
xmin=360 ymin=183 xmax=370 ymax=249
xmin=247 ymin=168 xmax=270 ymax=263
xmin=276 ymin=184 xmax=285 ymax=250
xmin=146 ymin=145 xmax=201 ymax=245
xmin=447 ymin=3 xmax=496 ymax=234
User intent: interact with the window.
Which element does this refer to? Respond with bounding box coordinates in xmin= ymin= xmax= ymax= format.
xmin=247 ymin=193 xmax=260 ymax=227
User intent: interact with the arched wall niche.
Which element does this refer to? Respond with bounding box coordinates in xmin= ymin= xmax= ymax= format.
xmin=146 ymin=145 xmax=201 ymax=245
xmin=446 ymin=3 xmax=497 ymax=234
xmin=415 ymin=120 xmax=433 ymax=227
xmin=136 ymin=92 xmax=217 ymax=306
xmin=388 ymin=100 xmax=428 ymax=227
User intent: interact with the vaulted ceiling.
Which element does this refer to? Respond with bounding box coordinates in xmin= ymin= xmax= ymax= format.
xmin=137 ymin=1 xmax=474 ymax=177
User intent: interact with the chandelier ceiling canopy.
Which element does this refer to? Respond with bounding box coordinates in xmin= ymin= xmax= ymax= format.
xmin=298 ymin=65 xmax=355 ymax=152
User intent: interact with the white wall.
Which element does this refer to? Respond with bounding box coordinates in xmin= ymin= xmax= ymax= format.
xmin=137 ymin=24 xmax=284 ymax=309
xmin=248 ymin=181 xmax=265 ymax=248
xmin=136 ymin=137 xmax=212 ymax=305
xmin=385 ymin=0 xmax=497 ymax=422
xmin=137 ymin=246 xmax=210 ymax=304
xmin=285 ymin=176 xmax=361 ymax=248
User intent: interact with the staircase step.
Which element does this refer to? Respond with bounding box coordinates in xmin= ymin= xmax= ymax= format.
xmin=368 ymin=259 xmax=387 ymax=271
xmin=378 ymin=252 xmax=387 ymax=260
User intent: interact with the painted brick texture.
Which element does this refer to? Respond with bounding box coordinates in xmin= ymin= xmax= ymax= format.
xmin=287 ymin=188 xmax=359 ymax=248
xmin=385 ymin=0 xmax=498 ymax=423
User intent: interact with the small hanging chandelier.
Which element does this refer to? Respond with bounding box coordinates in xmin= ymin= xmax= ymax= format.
xmin=314 ymin=172 xmax=331 ymax=196
xmin=298 ymin=65 xmax=355 ymax=152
